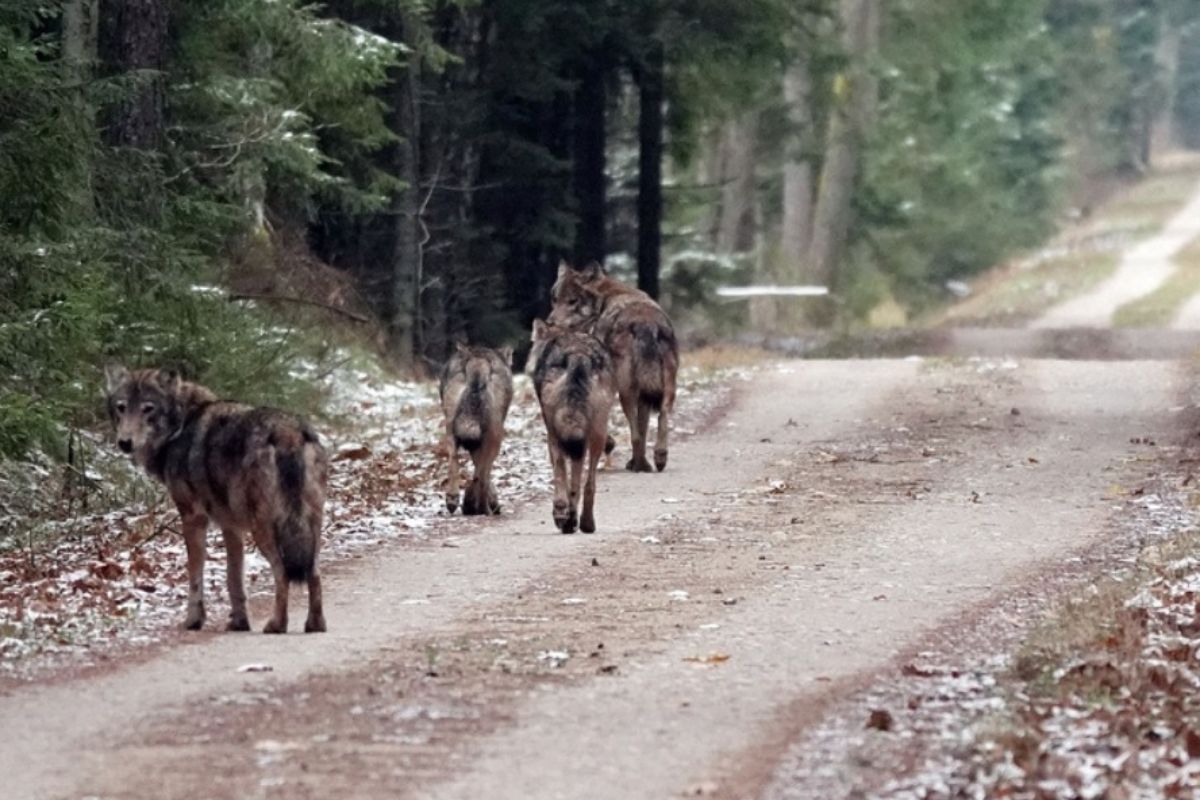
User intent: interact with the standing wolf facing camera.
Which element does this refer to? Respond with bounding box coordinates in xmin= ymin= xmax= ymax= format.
xmin=104 ymin=365 xmax=328 ymax=634
xmin=439 ymin=343 xmax=514 ymax=516
xmin=549 ymin=261 xmax=679 ymax=473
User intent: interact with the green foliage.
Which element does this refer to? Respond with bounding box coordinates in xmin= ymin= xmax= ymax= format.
xmin=844 ymin=0 xmax=1063 ymax=311
xmin=169 ymin=0 xmax=406 ymax=221
xmin=1047 ymin=0 xmax=1163 ymax=174
xmin=0 ymin=0 xmax=399 ymax=462
xmin=656 ymin=0 xmax=812 ymax=164
xmin=0 ymin=1 xmax=92 ymax=236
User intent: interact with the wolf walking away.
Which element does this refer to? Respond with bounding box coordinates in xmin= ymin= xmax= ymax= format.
xmin=550 ymin=261 xmax=679 ymax=473
xmin=104 ymin=365 xmax=328 ymax=634
xmin=439 ymin=343 xmax=514 ymax=515
xmin=528 ymin=320 xmax=615 ymax=533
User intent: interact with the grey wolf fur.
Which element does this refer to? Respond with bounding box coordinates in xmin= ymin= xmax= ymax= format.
xmin=439 ymin=343 xmax=514 ymax=515
xmin=528 ymin=320 xmax=615 ymax=533
xmin=104 ymin=365 xmax=328 ymax=634
xmin=550 ymin=261 xmax=679 ymax=473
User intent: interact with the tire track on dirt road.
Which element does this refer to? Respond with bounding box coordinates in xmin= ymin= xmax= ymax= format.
xmin=2 ymin=362 xmax=917 ymax=800
xmin=20 ymin=358 xmax=1183 ymax=800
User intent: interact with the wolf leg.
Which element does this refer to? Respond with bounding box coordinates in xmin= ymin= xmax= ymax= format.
xmin=654 ymin=402 xmax=672 ymax=473
xmin=472 ymin=433 xmax=503 ymax=516
xmin=181 ymin=513 xmax=208 ymax=630
xmin=550 ymin=441 xmax=571 ymax=533
xmin=580 ymin=431 xmax=604 ymax=533
xmin=564 ymin=451 xmax=582 ymax=534
xmin=304 ymin=568 xmax=326 ymax=633
xmin=221 ymin=529 xmax=250 ymax=631
xmin=620 ymin=392 xmax=651 ymax=472
xmin=262 ymin=555 xmax=289 ymax=634
xmin=444 ymin=427 xmax=460 ymax=514
xmin=627 ymin=401 xmax=654 ymax=473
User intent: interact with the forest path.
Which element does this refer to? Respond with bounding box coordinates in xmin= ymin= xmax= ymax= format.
xmin=0 ymin=355 xmax=1183 ymax=799
xmin=1170 ymin=264 xmax=1200 ymax=329
xmin=1032 ymin=175 xmax=1200 ymax=329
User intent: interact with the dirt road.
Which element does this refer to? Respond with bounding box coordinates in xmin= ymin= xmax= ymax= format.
xmin=1032 ymin=177 xmax=1200 ymax=329
xmin=1 ymin=350 xmax=1185 ymax=799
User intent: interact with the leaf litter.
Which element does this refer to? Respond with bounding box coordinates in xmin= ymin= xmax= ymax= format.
xmin=761 ymin=473 xmax=1200 ymax=800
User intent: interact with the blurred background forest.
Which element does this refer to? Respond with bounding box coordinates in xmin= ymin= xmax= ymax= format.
xmin=4 ymin=0 xmax=1200 ymax=463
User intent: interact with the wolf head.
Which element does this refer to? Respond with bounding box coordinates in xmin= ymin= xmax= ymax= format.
xmin=440 ymin=343 xmax=513 ymax=397
xmin=548 ymin=261 xmax=603 ymax=331
xmin=103 ymin=365 xmax=197 ymax=468
xmin=528 ymin=319 xmax=562 ymax=375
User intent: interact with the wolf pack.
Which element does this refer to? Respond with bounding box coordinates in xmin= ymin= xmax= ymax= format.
xmin=103 ymin=262 xmax=679 ymax=634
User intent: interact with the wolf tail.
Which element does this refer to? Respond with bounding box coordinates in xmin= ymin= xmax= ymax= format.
xmin=635 ymin=325 xmax=665 ymax=411
xmin=452 ymin=372 xmax=488 ymax=452
xmin=554 ymin=358 xmax=591 ymax=459
xmin=273 ymin=439 xmax=323 ymax=583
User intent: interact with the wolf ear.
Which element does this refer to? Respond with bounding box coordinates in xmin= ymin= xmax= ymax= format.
xmin=531 ymin=319 xmax=548 ymax=341
xmin=454 ymin=340 xmax=471 ymax=358
xmin=156 ymin=368 xmax=182 ymax=394
xmin=578 ymin=261 xmax=603 ymax=283
xmin=498 ymin=346 xmax=514 ymax=366
xmin=103 ymin=363 xmax=130 ymax=394
xmin=557 ymin=260 xmax=572 ymax=282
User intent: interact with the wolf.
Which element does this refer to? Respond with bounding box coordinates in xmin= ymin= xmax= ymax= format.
xmin=549 ymin=261 xmax=679 ymax=473
xmin=439 ymin=343 xmax=514 ymax=516
xmin=528 ymin=320 xmax=615 ymax=533
xmin=104 ymin=365 xmax=328 ymax=634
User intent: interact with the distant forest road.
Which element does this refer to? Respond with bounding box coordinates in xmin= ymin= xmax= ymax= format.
xmin=0 ymin=346 xmax=1185 ymax=798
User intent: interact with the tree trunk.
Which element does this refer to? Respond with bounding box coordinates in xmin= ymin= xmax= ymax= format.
xmin=709 ymin=116 xmax=758 ymax=255
xmin=573 ymin=57 xmax=607 ymax=266
xmin=63 ymin=0 xmax=99 ymax=215
xmin=98 ymin=0 xmax=167 ymax=151
xmin=764 ymin=57 xmax=818 ymax=331
xmin=388 ymin=47 xmax=422 ymax=363
xmin=1152 ymin=15 xmax=1182 ymax=160
xmin=63 ymin=0 xmax=98 ymax=95
xmin=781 ymin=60 xmax=816 ymax=272
xmin=805 ymin=0 xmax=880 ymax=325
xmin=636 ymin=40 xmax=664 ymax=300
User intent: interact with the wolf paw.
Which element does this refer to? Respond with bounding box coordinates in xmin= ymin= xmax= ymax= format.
xmin=580 ymin=515 xmax=596 ymax=534
xmin=561 ymin=511 xmax=579 ymax=534
xmin=625 ymin=457 xmax=654 ymax=473
xmin=462 ymin=482 xmax=486 ymax=516
xmin=445 ymin=493 xmax=459 ymax=514
xmin=262 ymin=618 xmax=287 ymax=634
xmin=654 ymin=449 xmax=669 ymax=472
xmin=304 ymin=613 xmax=327 ymax=634
xmin=183 ymin=606 xmax=205 ymax=631
xmin=226 ymin=616 xmax=251 ymax=632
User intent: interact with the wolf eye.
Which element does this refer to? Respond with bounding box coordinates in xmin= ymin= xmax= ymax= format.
xmin=115 ymin=401 xmax=127 ymax=413
xmin=141 ymin=402 xmax=156 ymax=415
